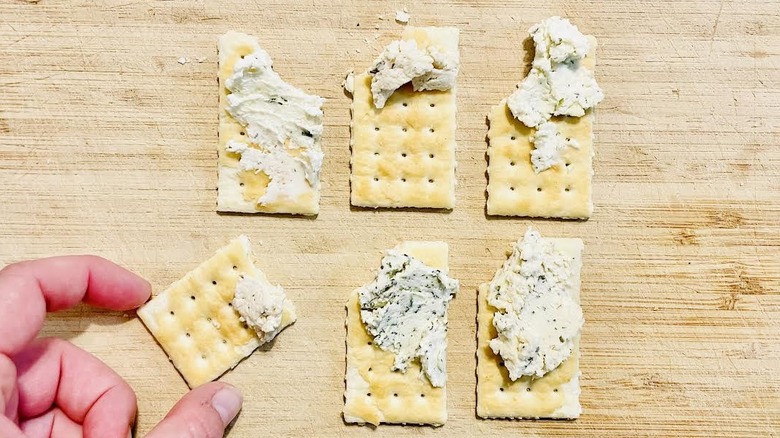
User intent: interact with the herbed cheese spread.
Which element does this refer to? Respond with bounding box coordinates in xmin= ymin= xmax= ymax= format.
xmin=358 ymin=250 xmax=459 ymax=387
xmin=368 ymin=39 xmax=459 ymax=108
xmin=224 ymin=48 xmax=325 ymax=204
xmin=487 ymin=228 xmax=584 ymax=380
xmin=232 ymin=275 xmax=289 ymax=343
xmin=530 ymin=121 xmax=580 ymax=173
xmin=506 ymin=16 xmax=603 ymax=173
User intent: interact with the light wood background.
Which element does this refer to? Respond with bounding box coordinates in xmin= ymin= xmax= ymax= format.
xmin=1 ymin=0 xmax=778 ymax=436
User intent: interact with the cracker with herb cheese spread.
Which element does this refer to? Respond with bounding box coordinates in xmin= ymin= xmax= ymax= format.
xmin=137 ymin=235 xmax=296 ymax=388
xmin=350 ymin=27 xmax=459 ymax=209
xmin=344 ymin=241 xmax=457 ymax=426
xmin=217 ymin=31 xmax=324 ymax=215
xmin=476 ymin=230 xmax=583 ymax=419
xmin=486 ymin=18 xmax=601 ymax=219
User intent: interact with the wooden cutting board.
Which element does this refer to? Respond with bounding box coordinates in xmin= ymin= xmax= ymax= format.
xmin=0 ymin=0 xmax=778 ymax=436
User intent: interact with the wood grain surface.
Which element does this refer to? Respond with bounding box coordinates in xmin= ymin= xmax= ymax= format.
xmin=1 ymin=0 xmax=779 ymax=436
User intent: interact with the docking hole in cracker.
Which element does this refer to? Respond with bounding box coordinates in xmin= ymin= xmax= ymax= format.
xmin=486 ymin=17 xmax=603 ymax=219
xmin=217 ymin=31 xmax=324 ymax=216
xmin=350 ymin=27 xmax=460 ymax=209
xmin=344 ymin=241 xmax=458 ymax=426
xmin=476 ymin=227 xmax=584 ymax=419
xmin=137 ymin=235 xmax=296 ymax=388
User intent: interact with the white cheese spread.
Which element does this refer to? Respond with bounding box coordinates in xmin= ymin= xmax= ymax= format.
xmin=224 ymin=48 xmax=325 ymax=203
xmin=487 ymin=228 xmax=584 ymax=380
xmin=368 ymin=39 xmax=459 ymax=108
xmin=529 ymin=121 xmax=579 ymax=173
xmin=358 ymin=250 xmax=459 ymax=387
xmin=506 ymin=17 xmax=603 ymax=172
xmin=232 ymin=275 xmax=288 ymax=343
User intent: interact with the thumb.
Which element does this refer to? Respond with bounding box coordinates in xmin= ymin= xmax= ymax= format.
xmin=145 ymin=382 xmax=242 ymax=438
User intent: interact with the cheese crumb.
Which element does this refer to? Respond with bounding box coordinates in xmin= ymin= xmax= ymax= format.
xmin=487 ymin=228 xmax=584 ymax=380
xmin=359 ymin=250 xmax=459 ymax=387
xmin=395 ymin=9 xmax=410 ymax=24
xmin=177 ymin=57 xmax=188 ymax=65
xmin=506 ymin=16 xmax=604 ymax=172
xmin=342 ymin=70 xmax=355 ymax=94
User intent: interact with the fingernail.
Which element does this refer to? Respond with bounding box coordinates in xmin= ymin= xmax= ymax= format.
xmin=211 ymin=386 xmax=243 ymax=425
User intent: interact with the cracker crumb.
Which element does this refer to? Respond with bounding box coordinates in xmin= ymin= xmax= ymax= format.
xmin=395 ymin=8 xmax=410 ymax=24
xmin=195 ymin=56 xmax=207 ymax=63
xmin=343 ymin=70 xmax=355 ymax=94
xmin=177 ymin=57 xmax=188 ymax=65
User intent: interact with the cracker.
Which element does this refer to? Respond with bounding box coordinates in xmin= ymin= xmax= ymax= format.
xmin=476 ymin=238 xmax=583 ymax=419
xmin=486 ymin=37 xmax=598 ymax=218
xmin=137 ymin=236 xmax=296 ymax=388
xmin=343 ymin=241 xmax=449 ymax=426
xmin=217 ymin=31 xmax=320 ymax=215
xmin=350 ymin=27 xmax=459 ymax=209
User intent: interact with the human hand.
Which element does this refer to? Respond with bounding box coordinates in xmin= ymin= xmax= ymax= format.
xmin=0 ymin=256 xmax=243 ymax=438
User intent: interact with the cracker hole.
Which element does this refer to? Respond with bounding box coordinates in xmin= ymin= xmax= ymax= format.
xmin=222 ymin=339 xmax=228 ymax=344
xmin=429 ymin=153 xmax=434 ymax=158
xmin=401 ymin=153 xmax=407 ymax=158
xmin=526 ymin=387 xmax=532 ymax=392
xmin=429 ymin=128 xmax=435 ymax=133
xmin=428 ymin=179 xmax=434 ymax=183
xmin=239 ymin=183 xmax=244 ymax=187
xmin=228 ymin=302 xmax=232 ymax=307
xmin=420 ymin=394 xmax=425 ymax=398
xmin=367 ymin=393 xmax=372 ymax=397
xmin=367 ymin=341 xmax=372 ymax=346
xmin=429 ymin=103 xmax=435 ymax=108
xmin=510 ymin=187 xmax=515 ymax=191
xmin=565 ymin=162 xmax=571 ymax=168
xmin=402 ymin=102 xmax=408 ymax=107
xmin=207 ymin=317 xmax=212 ymax=322
xmin=239 ymin=131 xmax=245 ymax=136
xmin=401 ymin=127 xmax=407 ymax=132
xmin=201 ymin=354 xmax=207 ymax=360
xmin=499 ymin=387 xmax=504 ymax=392
xmin=185 ymin=333 xmax=191 ymax=337
xmin=553 ymin=388 xmax=559 ymax=393
xmin=374 ymin=152 xmax=379 ymax=156
xmin=169 ymin=311 xmax=175 ymax=316
xmin=190 ymin=295 xmax=196 ymax=300
xmin=393 ymin=393 xmax=398 ymax=397
xmin=373 ymin=177 xmax=379 ymax=182
xmin=510 ymin=136 xmax=516 ymax=140
xmin=401 ymin=178 xmax=406 ymax=182
xmin=212 ymin=280 xmax=217 ymax=285
xmin=564 ymin=187 xmax=571 ymax=192
xmin=537 ymin=187 xmax=542 ymax=192
xmin=510 ymin=161 xmax=515 ymax=166
xmin=232 ymin=265 xmax=237 ymax=270
xmin=374 ymin=127 xmax=380 ymax=131
xmin=368 ymin=367 xmax=372 ymax=372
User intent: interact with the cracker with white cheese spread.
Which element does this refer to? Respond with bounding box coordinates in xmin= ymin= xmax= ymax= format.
xmin=476 ymin=230 xmax=584 ymax=419
xmin=344 ymin=241 xmax=457 ymax=426
xmin=137 ymin=235 xmax=296 ymax=388
xmin=217 ymin=31 xmax=324 ymax=215
xmin=350 ymin=27 xmax=459 ymax=209
xmin=486 ymin=17 xmax=602 ymax=219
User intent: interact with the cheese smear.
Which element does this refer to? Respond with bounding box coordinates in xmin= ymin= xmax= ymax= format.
xmin=358 ymin=250 xmax=459 ymax=387
xmin=232 ymin=275 xmax=290 ymax=344
xmin=369 ymin=39 xmax=459 ymax=108
xmin=506 ymin=16 xmax=603 ymax=172
xmin=487 ymin=228 xmax=584 ymax=380
xmin=225 ymin=48 xmax=325 ymax=204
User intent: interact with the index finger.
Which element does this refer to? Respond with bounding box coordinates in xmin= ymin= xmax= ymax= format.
xmin=0 ymin=255 xmax=151 ymax=356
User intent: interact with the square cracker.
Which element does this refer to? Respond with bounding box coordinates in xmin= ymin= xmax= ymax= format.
xmin=476 ymin=238 xmax=583 ymax=419
xmin=344 ymin=241 xmax=449 ymax=426
xmin=137 ymin=236 xmax=296 ymax=388
xmin=486 ymin=37 xmax=598 ymax=219
xmin=217 ymin=31 xmax=320 ymax=215
xmin=350 ymin=27 xmax=459 ymax=209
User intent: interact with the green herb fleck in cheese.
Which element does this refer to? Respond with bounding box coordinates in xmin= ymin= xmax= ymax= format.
xmin=358 ymin=250 xmax=459 ymax=387
xmin=487 ymin=228 xmax=584 ymax=380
